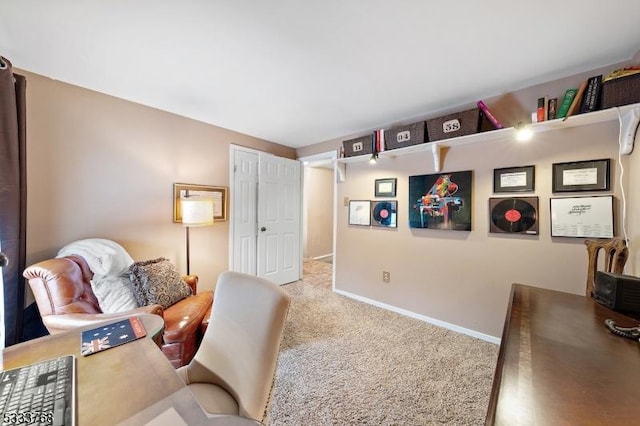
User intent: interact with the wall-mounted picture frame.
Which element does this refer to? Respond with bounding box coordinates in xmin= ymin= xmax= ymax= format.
xmin=371 ymin=200 xmax=397 ymax=228
xmin=493 ymin=165 xmax=535 ymax=193
xmin=408 ymin=170 xmax=472 ymax=231
xmin=489 ymin=196 xmax=539 ymax=235
xmin=552 ymin=159 xmax=610 ymax=193
xmin=348 ymin=200 xmax=371 ymax=226
xmin=550 ymin=195 xmax=614 ymax=238
xmin=173 ymin=183 xmax=228 ymax=222
xmin=375 ymin=178 xmax=397 ymax=197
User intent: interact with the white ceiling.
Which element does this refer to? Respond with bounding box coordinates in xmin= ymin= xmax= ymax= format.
xmin=1 ymin=1 xmax=639 ymax=149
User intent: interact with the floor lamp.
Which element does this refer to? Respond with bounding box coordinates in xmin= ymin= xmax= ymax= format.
xmin=181 ymin=196 xmax=214 ymax=275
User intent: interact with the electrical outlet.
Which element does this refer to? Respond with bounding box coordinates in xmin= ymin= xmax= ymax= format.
xmin=382 ymin=271 xmax=390 ymax=283
xmin=344 ymin=196 xmax=349 ymax=207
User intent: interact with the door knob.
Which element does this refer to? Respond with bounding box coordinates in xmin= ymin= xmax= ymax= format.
xmin=260 ymin=227 xmax=267 ymax=232
xmin=0 ymin=252 xmax=8 ymax=268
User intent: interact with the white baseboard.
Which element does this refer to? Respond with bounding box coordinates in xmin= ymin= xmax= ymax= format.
xmin=312 ymin=254 xmax=333 ymax=261
xmin=333 ymin=289 xmax=501 ymax=345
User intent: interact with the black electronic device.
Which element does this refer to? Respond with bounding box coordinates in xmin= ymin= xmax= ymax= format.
xmin=594 ymin=271 xmax=640 ymax=314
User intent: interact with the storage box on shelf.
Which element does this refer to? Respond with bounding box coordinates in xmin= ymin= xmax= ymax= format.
xmin=601 ymin=72 xmax=640 ymax=109
xmin=426 ymin=107 xmax=484 ymax=141
xmin=385 ymin=121 xmax=427 ymax=150
xmin=342 ymin=134 xmax=372 ymax=158
xmin=336 ymin=102 xmax=640 ymax=167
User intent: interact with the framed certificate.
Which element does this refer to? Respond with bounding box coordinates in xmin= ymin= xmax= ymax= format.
xmin=493 ymin=165 xmax=535 ymax=193
xmin=550 ymin=195 xmax=614 ymax=238
xmin=374 ymin=178 xmax=397 ymax=197
xmin=552 ymin=159 xmax=610 ymax=192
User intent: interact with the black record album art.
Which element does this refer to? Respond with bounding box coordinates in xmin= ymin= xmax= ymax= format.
xmin=371 ymin=200 xmax=397 ymax=228
xmin=489 ymin=197 xmax=539 ymax=235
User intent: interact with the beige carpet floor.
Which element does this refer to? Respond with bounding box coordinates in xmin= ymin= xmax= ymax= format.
xmin=268 ymin=259 xmax=499 ymax=425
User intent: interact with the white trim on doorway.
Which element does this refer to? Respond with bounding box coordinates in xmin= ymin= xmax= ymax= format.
xmin=298 ymin=150 xmax=338 ymax=291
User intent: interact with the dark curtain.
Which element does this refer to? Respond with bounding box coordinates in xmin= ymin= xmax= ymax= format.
xmin=0 ymin=56 xmax=27 ymax=346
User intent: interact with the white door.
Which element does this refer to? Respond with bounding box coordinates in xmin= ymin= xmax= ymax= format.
xmin=230 ymin=147 xmax=301 ymax=285
xmin=257 ymin=153 xmax=301 ymax=285
xmin=231 ymin=149 xmax=259 ymax=275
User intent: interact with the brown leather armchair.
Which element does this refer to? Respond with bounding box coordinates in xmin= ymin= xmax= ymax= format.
xmin=23 ymin=255 xmax=213 ymax=368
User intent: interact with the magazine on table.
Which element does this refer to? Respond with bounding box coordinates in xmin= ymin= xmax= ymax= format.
xmin=81 ymin=316 xmax=147 ymax=356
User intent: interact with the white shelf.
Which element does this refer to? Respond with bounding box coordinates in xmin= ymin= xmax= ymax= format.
xmin=336 ymin=103 xmax=639 ymax=167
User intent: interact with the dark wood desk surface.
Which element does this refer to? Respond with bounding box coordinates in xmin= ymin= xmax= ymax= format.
xmin=1 ymin=315 xmax=183 ymax=425
xmin=486 ymin=284 xmax=640 ymax=426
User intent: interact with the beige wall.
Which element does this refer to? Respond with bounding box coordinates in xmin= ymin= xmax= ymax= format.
xmin=22 ymin=70 xmax=295 ymax=294
xmin=21 ymin=61 xmax=640 ymax=340
xmin=303 ymin=166 xmax=334 ymax=259
xmin=334 ymin=122 xmax=635 ymax=339
xmin=297 ymin=59 xmax=640 ymax=339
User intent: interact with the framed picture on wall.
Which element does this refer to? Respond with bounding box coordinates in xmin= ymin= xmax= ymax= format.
xmin=374 ymin=178 xmax=397 ymax=197
xmin=552 ymin=159 xmax=610 ymax=192
xmin=173 ymin=183 xmax=228 ymax=222
xmin=493 ymin=165 xmax=535 ymax=193
xmin=550 ymin=195 xmax=614 ymax=238
xmin=408 ymin=170 xmax=472 ymax=230
xmin=348 ymin=200 xmax=371 ymax=226
xmin=371 ymin=200 xmax=397 ymax=228
xmin=489 ymin=197 xmax=539 ymax=235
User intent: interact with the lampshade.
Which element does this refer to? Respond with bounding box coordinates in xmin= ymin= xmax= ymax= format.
xmin=181 ymin=196 xmax=214 ymax=227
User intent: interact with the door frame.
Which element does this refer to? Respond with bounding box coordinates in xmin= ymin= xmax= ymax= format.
xmin=298 ymin=149 xmax=338 ymax=291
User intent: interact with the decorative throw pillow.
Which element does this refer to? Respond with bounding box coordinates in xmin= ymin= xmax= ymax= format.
xmin=90 ymin=274 xmax=140 ymax=313
xmin=129 ymin=257 xmax=192 ymax=309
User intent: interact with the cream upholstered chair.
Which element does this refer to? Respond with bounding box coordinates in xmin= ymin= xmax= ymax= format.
xmin=176 ymin=271 xmax=290 ymax=423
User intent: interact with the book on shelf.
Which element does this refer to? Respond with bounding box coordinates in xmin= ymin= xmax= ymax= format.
xmin=81 ymin=316 xmax=147 ymax=356
xmin=563 ymin=80 xmax=588 ymax=121
xmin=376 ymin=129 xmax=385 ymax=152
xmin=557 ymin=88 xmax=578 ymax=119
xmin=537 ymin=97 xmax=546 ymax=122
xmin=547 ymin=98 xmax=558 ymax=120
xmin=371 ymin=130 xmax=385 ymax=154
xmin=579 ymin=75 xmax=603 ymax=113
xmin=477 ymin=100 xmax=504 ymax=129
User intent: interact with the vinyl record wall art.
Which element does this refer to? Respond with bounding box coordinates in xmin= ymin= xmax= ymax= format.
xmin=371 ymin=200 xmax=397 ymax=228
xmin=408 ymin=170 xmax=472 ymax=230
xmin=489 ymin=197 xmax=539 ymax=234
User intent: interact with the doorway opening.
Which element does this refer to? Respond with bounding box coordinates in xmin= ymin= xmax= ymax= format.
xmin=299 ymin=150 xmax=337 ymax=288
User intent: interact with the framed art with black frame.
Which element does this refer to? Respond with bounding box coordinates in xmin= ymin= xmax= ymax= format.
xmin=552 ymin=159 xmax=610 ymax=193
xmin=493 ymin=165 xmax=535 ymax=193
xmin=489 ymin=196 xmax=539 ymax=235
xmin=375 ymin=178 xmax=397 ymax=197
xmin=371 ymin=200 xmax=397 ymax=228
xmin=549 ymin=195 xmax=614 ymax=238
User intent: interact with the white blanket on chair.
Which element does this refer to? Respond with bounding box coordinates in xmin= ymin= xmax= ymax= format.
xmin=56 ymin=238 xmax=134 ymax=276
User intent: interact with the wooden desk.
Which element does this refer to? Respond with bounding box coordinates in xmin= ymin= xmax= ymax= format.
xmin=2 ymin=314 xmax=261 ymax=425
xmin=486 ymin=284 xmax=640 ymax=425
xmin=2 ymin=315 xmax=181 ymax=425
